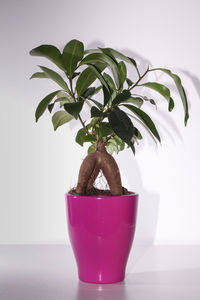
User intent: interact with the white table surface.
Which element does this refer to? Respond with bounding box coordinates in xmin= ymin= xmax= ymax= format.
xmin=0 ymin=245 xmax=200 ymax=300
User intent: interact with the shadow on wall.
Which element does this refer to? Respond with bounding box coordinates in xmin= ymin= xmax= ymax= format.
xmin=118 ymin=150 xmax=160 ymax=273
xmin=180 ymin=69 xmax=200 ymax=101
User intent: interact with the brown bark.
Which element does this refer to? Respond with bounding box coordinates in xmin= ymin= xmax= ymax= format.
xmin=75 ymin=141 xmax=122 ymax=196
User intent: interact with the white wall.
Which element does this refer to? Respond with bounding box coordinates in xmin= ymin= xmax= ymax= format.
xmin=0 ymin=0 xmax=200 ymax=245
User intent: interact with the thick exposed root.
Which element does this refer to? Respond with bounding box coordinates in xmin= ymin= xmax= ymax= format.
xmin=75 ymin=142 xmax=123 ymax=196
xmin=75 ymin=152 xmax=97 ymax=195
xmin=97 ymin=151 xmax=122 ymax=196
xmin=86 ymin=164 xmax=100 ymax=190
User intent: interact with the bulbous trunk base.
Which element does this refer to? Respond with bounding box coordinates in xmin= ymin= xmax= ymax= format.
xmin=75 ymin=143 xmax=124 ymax=196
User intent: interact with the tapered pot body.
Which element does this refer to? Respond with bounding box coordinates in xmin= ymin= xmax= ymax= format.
xmin=66 ymin=193 xmax=138 ymax=284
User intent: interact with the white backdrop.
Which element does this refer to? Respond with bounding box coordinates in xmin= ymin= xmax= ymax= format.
xmin=0 ymin=0 xmax=200 ymax=245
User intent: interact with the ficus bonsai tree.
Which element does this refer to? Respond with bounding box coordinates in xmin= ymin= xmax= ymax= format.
xmin=30 ymin=39 xmax=189 ymax=196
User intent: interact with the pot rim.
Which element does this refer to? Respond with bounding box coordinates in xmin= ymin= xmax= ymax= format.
xmin=65 ymin=192 xmax=138 ymax=198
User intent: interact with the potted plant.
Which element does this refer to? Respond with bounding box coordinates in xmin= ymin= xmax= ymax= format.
xmin=30 ymin=39 xmax=189 ymax=284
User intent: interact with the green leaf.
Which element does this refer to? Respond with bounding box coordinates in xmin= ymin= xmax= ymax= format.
xmin=93 ymin=85 xmax=102 ymax=95
xmin=108 ymin=138 xmax=119 ymax=153
xmin=39 ymin=66 xmax=70 ymax=93
xmin=123 ymin=104 xmax=161 ymax=142
xmin=99 ymin=123 xmax=113 ymax=137
xmin=62 ymin=39 xmax=84 ymax=77
xmin=80 ymin=52 xmax=121 ymax=89
xmin=30 ymin=72 xmax=48 ymax=79
xmin=76 ymin=67 xmax=97 ymax=97
xmin=35 ymin=90 xmax=61 ymax=122
xmin=103 ymin=86 xmax=111 ymax=106
xmin=88 ymin=144 xmax=96 ymax=154
xmin=118 ymin=61 xmax=127 ymax=86
xmin=29 ymin=44 xmax=65 ymax=71
xmin=87 ymin=64 xmax=110 ymax=91
xmin=48 ymin=97 xmax=71 ymax=113
xmin=64 ymin=101 xmax=84 ymax=119
xmin=113 ymin=135 xmax=125 ymax=151
xmin=82 ymin=87 xmax=96 ymax=98
xmin=91 ymin=106 xmax=102 ymax=117
xmin=102 ymin=73 xmax=117 ymax=105
xmin=99 ymin=48 xmax=138 ymax=73
xmin=52 ymin=110 xmax=73 ymax=130
xmin=141 ymin=82 xmax=170 ymax=101
xmin=169 ymin=97 xmax=175 ymax=112
xmin=126 ymin=78 xmax=134 ymax=87
xmin=124 ymin=97 xmax=144 ymax=108
xmin=56 ymin=91 xmax=73 ymax=107
xmin=88 ymin=98 xmax=103 ymax=110
xmin=133 ymin=127 xmax=143 ymax=140
xmin=141 ymin=81 xmax=174 ymax=112
xmin=112 ymin=90 xmax=131 ymax=105
xmin=150 ymin=68 xmax=189 ymax=125
xmin=76 ymin=128 xmax=96 ymax=146
xmin=72 ymin=72 xmax=80 ymax=79
xmin=108 ymin=108 xmax=134 ymax=144
xmin=129 ymin=141 xmax=135 ymax=155
xmin=103 ymin=73 xmax=117 ymax=91
xmin=48 ymin=103 xmax=54 ymax=113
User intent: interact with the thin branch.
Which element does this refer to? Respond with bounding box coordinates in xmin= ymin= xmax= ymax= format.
xmin=129 ymin=67 xmax=150 ymax=91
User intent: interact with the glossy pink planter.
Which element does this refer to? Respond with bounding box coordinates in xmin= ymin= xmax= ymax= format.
xmin=65 ymin=193 xmax=138 ymax=284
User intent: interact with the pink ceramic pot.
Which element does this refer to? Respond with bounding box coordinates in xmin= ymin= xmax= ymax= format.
xmin=65 ymin=193 xmax=138 ymax=284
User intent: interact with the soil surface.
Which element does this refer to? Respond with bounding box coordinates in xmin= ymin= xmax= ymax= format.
xmin=69 ymin=186 xmax=132 ymax=196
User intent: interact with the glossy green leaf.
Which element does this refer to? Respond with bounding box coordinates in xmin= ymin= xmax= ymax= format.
xmin=118 ymin=61 xmax=127 ymax=86
xmin=35 ymin=90 xmax=61 ymax=122
xmin=93 ymin=85 xmax=102 ymax=95
xmin=103 ymin=86 xmax=111 ymax=106
xmin=76 ymin=67 xmax=97 ymax=96
xmin=76 ymin=128 xmax=96 ymax=146
xmin=150 ymin=68 xmax=189 ymax=125
xmin=133 ymin=127 xmax=143 ymax=140
xmin=88 ymin=98 xmax=103 ymax=110
xmin=80 ymin=53 xmax=121 ymax=89
xmin=48 ymin=97 xmax=71 ymax=112
xmin=88 ymin=144 xmax=96 ymax=154
xmin=103 ymin=73 xmax=117 ymax=105
xmin=103 ymin=73 xmax=117 ymax=91
xmin=141 ymin=82 xmax=170 ymax=101
xmin=129 ymin=141 xmax=135 ymax=155
xmin=112 ymin=90 xmax=131 ymax=105
xmin=64 ymin=101 xmax=84 ymax=119
xmin=113 ymin=135 xmax=125 ymax=151
xmin=169 ymin=97 xmax=175 ymax=112
xmin=108 ymin=108 xmax=134 ymax=144
xmin=126 ymin=78 xmax=134 ymax=87
xmin=72 ymin=72 xmax=80 ymax=79
xmin=91 ymin=106 xmax=102 ymax=117
xmin=99 ymin=48 xmax=138 ymax=72
xmin=82 ymin=87 xmax=96 ymax=98
xmin=99 ymin=123 xmax=113 ymax=137
xmin=123 ymin=97 xmax=144 ymax=108
xmin=62 ymin=39 xmax=84 ymax=77
xmin=123 ymin=104 xmax=161 ymax=142
xmin=141 ymin=82 xmax=174 ymax=111
xmin=39 ymin=66 xmax=70 ymax=93
xmin=108 ymin=138 xmax=119 ymax=153
xmin=30 ymin=72 xmax=48 ymax=79
xmin=56 ymin=91 xmax=73 ymax=107
xmin=87 ymin=64 xmax=110 ymax=91
xmin=52 ymin=110 xmax=73 ymax=130
xmin=29 ymin=44 xmax=64 ymax=70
